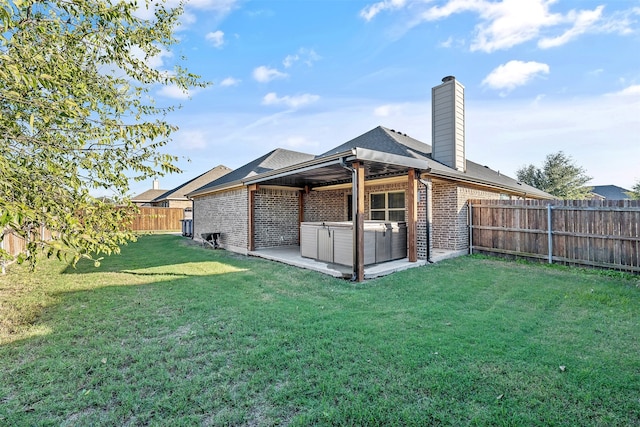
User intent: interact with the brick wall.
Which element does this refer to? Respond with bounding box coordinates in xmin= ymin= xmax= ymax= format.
xmin=192 ymin=179 xmax=505 ymax=257
xmin=432 ymin=181 xmax=503 ymax=250
xmin=417 ymin=183 xmax=429 ymax=260
xmin=304 ymin=189 xmax=348 ymax=222
xmin=254 ymin=188 xmax=300 ymax=248
xmin=192 ymin=188 xmax=248 ymax=252
xmin=167 ymin=200 xmax=192 ymax=209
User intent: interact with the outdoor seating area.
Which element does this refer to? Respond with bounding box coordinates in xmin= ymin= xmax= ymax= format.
xmin=248 ymin=245 xmax=464 ymax=280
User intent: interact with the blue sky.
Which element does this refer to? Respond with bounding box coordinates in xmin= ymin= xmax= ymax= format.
xmin=130 ymin=0 xmax=640 ymax=197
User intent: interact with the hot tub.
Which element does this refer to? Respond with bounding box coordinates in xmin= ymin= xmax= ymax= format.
xmin=300 ymin=221 xmax=407 ymax=266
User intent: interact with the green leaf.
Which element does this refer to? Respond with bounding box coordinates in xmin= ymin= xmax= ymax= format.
xmin=0 ymin=0 xmax=204 ymax=268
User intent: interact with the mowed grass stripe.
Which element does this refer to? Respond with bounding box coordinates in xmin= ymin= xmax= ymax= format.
xmin=1 ymin=234 xmax=638 ymax=426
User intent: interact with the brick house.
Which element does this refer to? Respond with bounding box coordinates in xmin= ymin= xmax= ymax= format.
xmin=131 ymin=179 xmax=167 ymax=207
xmin=187 ymin=77 xmax=550 ymax=280
xmin=148 ymin=165 xmax=232 ymax=209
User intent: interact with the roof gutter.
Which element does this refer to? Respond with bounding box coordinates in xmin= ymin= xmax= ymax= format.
xmin=425 ymin=170 xmax=550 ymax=199
xmin=186 ymin=180 xmax=245 ymax=198
xmin=246 ymin=155 xmax=352 ymax=185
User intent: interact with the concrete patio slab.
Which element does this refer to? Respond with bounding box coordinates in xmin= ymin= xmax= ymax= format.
xmin=249 ymin=246 xmax=465 ymax=280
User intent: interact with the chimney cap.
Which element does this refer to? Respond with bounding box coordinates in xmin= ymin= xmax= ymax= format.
xmin=442 ymin=75 xmax=456 ymax=83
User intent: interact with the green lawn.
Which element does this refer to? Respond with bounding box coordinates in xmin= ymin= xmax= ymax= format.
xmin=1 ymin=234 xmax=639 ymax=426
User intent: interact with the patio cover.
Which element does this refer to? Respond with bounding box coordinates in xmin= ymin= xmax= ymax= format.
xmin=243 ymin=147 xmax=427 ymax=282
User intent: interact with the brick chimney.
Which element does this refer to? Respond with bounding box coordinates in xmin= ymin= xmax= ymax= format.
xmin=432 ymin=75 xmax=466 ymax=172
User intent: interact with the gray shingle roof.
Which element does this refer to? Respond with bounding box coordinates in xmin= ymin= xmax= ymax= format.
xmin=131 ymin=189 xmax=167 ymax=203
xmin=152 ymin=165 xmax=232 ymax=202
xmin=321 ymin=126 xmax=549 ymax=198
xmin=318 ymin=126 xmax=430 ymax=160
xmin=188 ymin=126 xmax=551 ymax=199
xmin=189 ymin=148 xmax=316 ymax=196
xmin=591 ymin=185 xmax=631 ymax=200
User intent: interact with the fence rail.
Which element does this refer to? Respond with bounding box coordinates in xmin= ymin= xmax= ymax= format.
xmin=131 ymin=207 xmax=184 ymax=232
xmin=469 ymin=199 xmax=640 ymax=273
xmin=1 ymin=207 xmax=184 ymax=258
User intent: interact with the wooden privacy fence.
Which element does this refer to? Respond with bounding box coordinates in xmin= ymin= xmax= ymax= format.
xmin=469 ymin=199 xmax=640 ymax=273
xmin=1 ymin=227 xmax=53 ymax=258
xmin=1 ymin=207 xmax=183 ymax=257
xmin=131 ymin=207 xmax=184 ymax=232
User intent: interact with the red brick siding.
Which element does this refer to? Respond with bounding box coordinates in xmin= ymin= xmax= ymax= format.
xmin=432 ymin=182 xmax=503 ymax=250
xmin=304 ymin=189 xmax=347 ymax=222
xmin=192 ymin=188 xmax=248 ymax=251
xmin=254 ymin=188 xmax=301 ymax=248
xmin=417 ymin=184 xmax=429 ymax=260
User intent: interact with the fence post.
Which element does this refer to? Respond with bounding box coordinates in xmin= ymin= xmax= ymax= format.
xmin=468 ymin=202 xmax=473 ymax=254
xmin=1 ymin=231 xmax=5 ymax=275
xmin=547 ymin=204 xmax=553 ymax=264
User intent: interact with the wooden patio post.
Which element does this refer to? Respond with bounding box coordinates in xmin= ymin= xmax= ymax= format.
xmin=407 ymin=169 xmax=418 ymax=262
xmin=248 ymin=184 xmax=258 ymax=251
xmin=354 ymin=161 xmax=365 ymax=282
xmin=298 ymin=187 xmax=308 ymax=244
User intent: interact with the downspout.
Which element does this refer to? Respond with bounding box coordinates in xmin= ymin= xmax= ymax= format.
xmin=418 ymin=177 xmax=433 ymax=263
xmin=340 ymin=156 xmax=358 ymax=281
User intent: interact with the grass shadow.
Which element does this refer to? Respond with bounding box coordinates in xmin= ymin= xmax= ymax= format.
xmin=63 ymin=234 xmax=244 ymax=275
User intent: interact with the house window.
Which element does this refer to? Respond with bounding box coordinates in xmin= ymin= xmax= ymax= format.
xmin=370 ymin=191 xmax=405 ymax=221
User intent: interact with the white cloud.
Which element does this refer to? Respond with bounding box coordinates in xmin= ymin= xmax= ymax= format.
xmin=360 ymin=0 xmax=406 ymax=21
xmin=157 ymin=84 xmax=195 ymax=99
xmin=220 ymin=77 xmax=241 ymax=87
xmin=283 ymin=54 xmax=299 ymax=69
xmin=130 ymin=46 xmax=173 ymax=69
xmin=366 ymin=0 xmax=632 ymax=52
xmin=283 ymin=48 xmax=321 ymax=68
xmin=482 ymin=60 xmax=550 ymax=92
xmin=374 ymin=104 xmax=403 ymax=117
xmin=205 ymin=30 xmax=225 ymax=48
xmin=253 ymin=66 xmax=288 ymax=83
xmin=176 ymin=129 xmax=208 ymax=150
xmin=262 ymin=92 xmax=320 ymax=109
xmin=133 ymin=0 xmax=239 ymax=23
xmin=538 ymin=6 xmax=604 ymax=48
xmin=607 ymin=85 xmax=640 ymax=97
xmin=439 ymin=36 xmax=453 ymax=48
xmin=186 ymin=0 xmax=239 ymax=12
xmin=467 ymin=0 xmax=564 ymax=52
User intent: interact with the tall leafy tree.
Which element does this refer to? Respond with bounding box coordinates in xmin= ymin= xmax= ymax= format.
xmin=516 ymin=151 xmax=593 ymax=199
xmin=0 ymin=0 xmax=204 ymax=267
xmin=626 ymin=180 xmax=640 ymax=200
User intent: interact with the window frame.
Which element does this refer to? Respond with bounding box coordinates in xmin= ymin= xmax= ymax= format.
xmin=369 ymin=191 xmax=406 ymax=221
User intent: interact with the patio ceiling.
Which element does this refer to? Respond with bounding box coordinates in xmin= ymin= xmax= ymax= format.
xmin=243 ymin=148 xmax=430 ymax=189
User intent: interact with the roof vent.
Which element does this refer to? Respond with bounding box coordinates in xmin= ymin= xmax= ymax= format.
xmin=442 ymin=75 xmax=455 ymax=83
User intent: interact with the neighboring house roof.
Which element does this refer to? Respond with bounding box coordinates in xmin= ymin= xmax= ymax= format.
xmin=152 ymin=165 xmax=232 ymax=203
xmin=131 ymin=189 xmax=167 ymax=204
xmin=591 ymin=185 xmax=630 ymax=200
xmin=188 ymin=148 xmax=316 ymax=197
xmin=189 ymin=126 xmax=551 ymax=199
